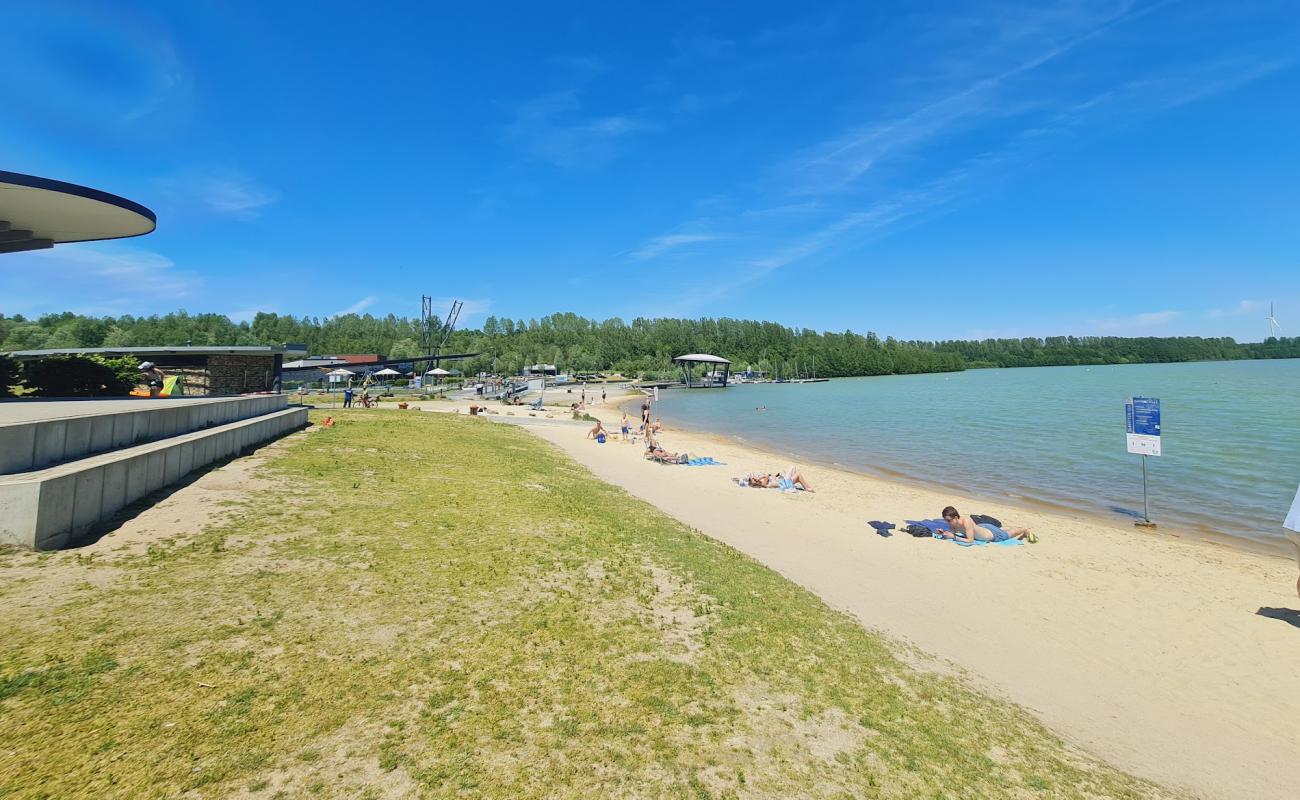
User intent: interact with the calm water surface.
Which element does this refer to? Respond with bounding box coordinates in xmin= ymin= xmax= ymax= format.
xmin=653 ymin=360 xmax=1300 ymax=553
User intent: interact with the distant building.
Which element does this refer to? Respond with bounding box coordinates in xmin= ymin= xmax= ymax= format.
xmin=282 ymin=358 xmax=347 ymax=370
xmin=4 ymin=345 xmax=305 ymax=395
xmin=327 ymin=354 xmax=383 ymax=366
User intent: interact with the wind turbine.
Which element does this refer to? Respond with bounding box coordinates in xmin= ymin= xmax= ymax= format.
xmin=1266 ymin=303 xmax=1281 ymax=339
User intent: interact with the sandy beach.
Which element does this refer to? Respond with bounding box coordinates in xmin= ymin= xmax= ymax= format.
xmin=425 ymin=389 xmax=1300 ymax=800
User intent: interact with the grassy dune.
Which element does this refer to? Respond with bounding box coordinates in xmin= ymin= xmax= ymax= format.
xmin=0 ymin=412 xmax=1182 ymax=799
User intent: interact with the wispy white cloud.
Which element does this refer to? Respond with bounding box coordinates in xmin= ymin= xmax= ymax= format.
xmin=32 ymin=244 xmax=201 ymax=298
xmin=629 ymin=234 xmax=723 ymax=261
xmin=335 ymin=296 xmax=378 ymax=317
xmin=1089 ymin=310 xmax=1182 ymax=332
xmin=788 ymin=1 xmax=1142 ymax=193
xmin=424 ymin=297 xmax=493 ymax=324
xmin=504 ymin=91 xmax=648 ymax=168
xmin=675 ymin=92 xmax=742 ymax=115
xmin=157 ymin=168 xmax=279 ymax=219
xmin=0 ymin=243 xmax=202 ymax=316
xmin=672 ymin=30 xmax=737 ymax=61
xmin=551 ymin=54 xmax=606 ymax=75
xmin=1208 ymin=299 xmax=1269 ymax=318
xmin=655 ymin=2 xmax=1292 ymax=316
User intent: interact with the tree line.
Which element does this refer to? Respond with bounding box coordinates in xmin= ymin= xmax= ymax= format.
xmin=2 ymin=311 xmax=1297 ymax=380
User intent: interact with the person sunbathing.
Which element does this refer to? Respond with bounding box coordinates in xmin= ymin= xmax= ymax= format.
xmin=744 ymin=465 xmax=815 ymax=492
xmin=644 ymin=437 xmax=682 ymax=462
xmin=940 ymin=506 xmax=1035 ymax=543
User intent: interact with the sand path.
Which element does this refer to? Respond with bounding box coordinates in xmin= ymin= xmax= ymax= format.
xmin=439 ymin=393 xmax=1300 ymax=800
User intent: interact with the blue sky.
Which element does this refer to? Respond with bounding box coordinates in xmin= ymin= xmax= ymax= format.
xmin=2 ymin=0 xmax=1297 ymax=342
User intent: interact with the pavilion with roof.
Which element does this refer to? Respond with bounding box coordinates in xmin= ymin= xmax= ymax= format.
xmin=673 ymin=353 xmax=731 ymax=388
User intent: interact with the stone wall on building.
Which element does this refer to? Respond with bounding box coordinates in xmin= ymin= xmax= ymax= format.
xmin=208 ymin=355 xmax=276 ymax=395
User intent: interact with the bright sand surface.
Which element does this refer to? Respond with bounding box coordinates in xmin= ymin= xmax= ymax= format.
xmin=425 ymin=391 xmax=1300 ymax=800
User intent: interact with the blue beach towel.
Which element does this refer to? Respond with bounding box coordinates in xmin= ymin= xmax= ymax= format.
xmin=686 ymin=457 xmax=726 ymax=466
xmin=930 ymin=532 xmax=1023 ymax=548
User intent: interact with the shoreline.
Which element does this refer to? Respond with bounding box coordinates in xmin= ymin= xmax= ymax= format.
xmin=623 ymin=394 xmax=1295 ymax=562
xmin=454 ymin=390 xmax=1300 ymax=800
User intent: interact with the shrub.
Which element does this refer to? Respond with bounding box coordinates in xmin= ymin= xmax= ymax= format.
xmin=20 ymin=355 xmax=139 ymax=397
xmin=0 ymin=355 xmax=18 ymax=395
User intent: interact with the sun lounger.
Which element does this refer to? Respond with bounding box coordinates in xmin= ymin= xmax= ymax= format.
xmin=648 ymin=452 xmax=689 ymax=464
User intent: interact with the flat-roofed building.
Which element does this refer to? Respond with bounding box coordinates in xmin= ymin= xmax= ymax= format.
xmin=5 ymin=345 xmax=306 ymax=395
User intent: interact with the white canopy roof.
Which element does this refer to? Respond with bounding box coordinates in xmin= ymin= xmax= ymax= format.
xmin=327 ymin=368 xmax=355 ymax=376
xmin=673 ymin=353 xmax=731 ymax=364
xmin=426 ymin=367 xmax=451 ymax=375
xmin=0 ymin=170 xmax=156 ymax=254
xmin=372 ymin=368 xmax=402 ymax=376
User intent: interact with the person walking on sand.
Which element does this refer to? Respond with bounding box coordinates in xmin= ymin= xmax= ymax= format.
xmin=601 ymin=388 xmax=606 ymax=404
xmin=1284 ymin=483 xmax=1300 ymax=597
xmin=941 ymin=506 xmax=1036 ymax=543
xmin=641 ymin=398 xmax=651 ymax=427
xmin=620 ymin=413 xmax=631 ymax=442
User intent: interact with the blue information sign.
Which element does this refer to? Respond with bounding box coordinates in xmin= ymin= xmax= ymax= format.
xmin=1128 ymin=397 xmax=1160 ymax=436
xmin=1125 ymin=396 xmax=1161 ymax=457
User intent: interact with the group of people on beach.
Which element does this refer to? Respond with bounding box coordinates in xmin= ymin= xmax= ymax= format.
xmin=586 ymin=392 xmax=1051 ymax=546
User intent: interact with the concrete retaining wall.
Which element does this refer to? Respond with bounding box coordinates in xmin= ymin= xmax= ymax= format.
xmin=0 ymin=395 xmax=286 ymax=475
xmin=0 ymin=406 xmax=307 ymax=550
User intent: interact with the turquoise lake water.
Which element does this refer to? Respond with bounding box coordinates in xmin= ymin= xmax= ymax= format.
xmin=653 ymin=360 xmax=1300 ymax=553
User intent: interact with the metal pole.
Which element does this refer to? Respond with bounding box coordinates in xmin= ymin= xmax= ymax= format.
xmin=1141 ymin=454 xmax=1150 ymax=523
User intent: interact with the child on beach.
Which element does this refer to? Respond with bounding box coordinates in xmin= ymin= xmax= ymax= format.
xmin=621 ymin=413 xmax=631 ymax=442
xmin=940 ymin=506 xmax=1036 ymax=543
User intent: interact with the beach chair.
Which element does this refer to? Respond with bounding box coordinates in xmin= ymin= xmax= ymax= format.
xmin=648 ymin=452 xmax=689 ymax=465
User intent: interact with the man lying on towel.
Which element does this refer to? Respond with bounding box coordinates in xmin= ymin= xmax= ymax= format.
xmin=940 ymin=506 xmax=1036 ymax=543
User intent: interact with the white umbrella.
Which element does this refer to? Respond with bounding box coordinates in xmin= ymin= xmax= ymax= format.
xmin=327 ymin=368 xmax=355 ymax=376
xmin=373 ymin=368 xmax=402 ymax=376
xmin=426 ymin=367 xmax=451 ymax=376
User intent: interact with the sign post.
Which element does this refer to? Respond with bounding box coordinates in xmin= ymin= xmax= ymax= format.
xmin=1125 ymin=396 xmax=1161 ymax=528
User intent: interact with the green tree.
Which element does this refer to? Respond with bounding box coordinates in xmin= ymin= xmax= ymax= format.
xmin=388 ymin=337 xmax=421 ymax=360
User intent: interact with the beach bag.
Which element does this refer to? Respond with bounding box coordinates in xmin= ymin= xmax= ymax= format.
xmin=904 ymin=524 xmax=931 ymax=537
xmin=596 ymin=433 xmax=606 ymax=443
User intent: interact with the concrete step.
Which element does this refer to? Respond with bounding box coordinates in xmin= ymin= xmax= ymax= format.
xmin=0 ymin=395 xmax=289 ymax=475
xmin=0 ymin=406 xmax=308 ymax=550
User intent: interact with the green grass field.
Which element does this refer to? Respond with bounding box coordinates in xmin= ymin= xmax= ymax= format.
xmin=0 ymin=411 xmax=1183 ymax=799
